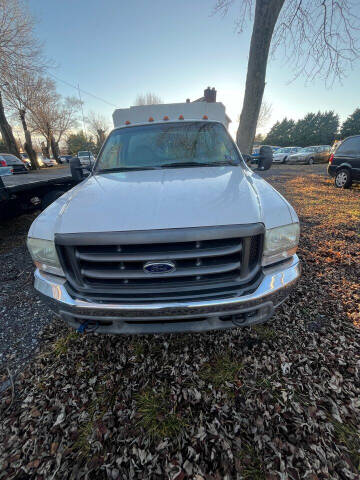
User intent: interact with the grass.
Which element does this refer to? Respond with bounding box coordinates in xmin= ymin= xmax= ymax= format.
xmin=136 ymin=389 xmax=187 ymax=439
xmin=331 ymin=419 xmax=360 ymax=471
xmin=74 ymin=378 xmax=115 ymax=457
xmin=199 ymin=354 xmax=242 ymax=389
xmin=252 ymin=325 xmax=276 ymax=340
xmin=53 ymin=331 xmax=78 ymax=356
xmin=236 ymin=442 xmax=265 ymax=480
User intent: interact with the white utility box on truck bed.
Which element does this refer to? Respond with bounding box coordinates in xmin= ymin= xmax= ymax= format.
xmin=27 ymin=101 xmax=300 ymax=335
xmin=113 ymin=102 xmax=230 ymax=129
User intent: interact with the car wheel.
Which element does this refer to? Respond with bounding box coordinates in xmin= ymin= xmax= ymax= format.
xmin=334 ymin=169 xmax=352 ymax=189
xmin=282 ymin=157 xmax=287 ymax=164
xmin=308 ymin=157 xmax=314 ymax=165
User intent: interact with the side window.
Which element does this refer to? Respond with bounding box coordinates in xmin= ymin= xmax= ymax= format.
xmin=336 ymin=137 xmax=360 ymax=155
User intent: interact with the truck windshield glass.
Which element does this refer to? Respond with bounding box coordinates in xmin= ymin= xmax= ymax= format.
xmin=95 ymin=122 xmax=241 ymax=172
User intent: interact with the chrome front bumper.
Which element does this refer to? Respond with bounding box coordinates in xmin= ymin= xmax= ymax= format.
xmin=34 ymin=255 xmax=300 ymax=334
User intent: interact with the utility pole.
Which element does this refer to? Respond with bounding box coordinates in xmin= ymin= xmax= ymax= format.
xmin=77 ymin=84 xmax=86 ymax=135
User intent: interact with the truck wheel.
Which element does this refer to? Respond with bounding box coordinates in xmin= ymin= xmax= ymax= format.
xmin=41 ymin=190 xmax=66 ymax=210
xmin=308 ymin=157 xmax=314 ymax=165
xmin=334 ymin=169 xmax=352 ymax=189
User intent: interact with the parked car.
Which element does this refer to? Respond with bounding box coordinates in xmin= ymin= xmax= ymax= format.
xmin=20 ymin=153 xmax=31 ymax=169
xmin=77 ymin=151 xmax=95 ymax=167
xmin=328 ymin=135 xmax=360 ymax=188
xmin=60 ymin=155 xmax=73 ymax=163
xmin=36 ymin=152 xmax=57 ymax=167
xmin=287 ymin=145 xmax=331 ymax=165
xmin=28 ymin=103 xmax=301 ymax=336
xmin=0 ymin=165 xmax=13 ymax=176
xmin=0 ymin=153 xmax=28 ymax=174
xmin=273 ymin=147 xmax=302 ymax=163
xmin=43 ymin=157 xmax=58 ymax=167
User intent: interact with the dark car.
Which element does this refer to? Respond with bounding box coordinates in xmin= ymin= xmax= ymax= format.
xmin=328 ymin=135 xmax=360 ymax=188
xmin=0 ymin=153 xmax=28 ymax=174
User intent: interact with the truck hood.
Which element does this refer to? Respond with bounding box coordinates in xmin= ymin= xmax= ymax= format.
xmin=29 ymin=166 xmax=297 ymax=240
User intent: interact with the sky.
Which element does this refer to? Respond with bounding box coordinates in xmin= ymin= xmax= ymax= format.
xmin=27 ymin=0 xmax=360 ymax=139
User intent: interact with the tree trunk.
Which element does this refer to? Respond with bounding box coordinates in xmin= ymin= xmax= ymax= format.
xmin=50 ymin=134 xmax=60 ymax=163
xmin=237 ymin=0 xmax=285 ymax=154
xmin=43 ymin=132 xmax=51 ymax=157
xmin=0 ymin=92 xmax=21 ymax=157
xmin=19 ymin=109 xmax=40 ymax=170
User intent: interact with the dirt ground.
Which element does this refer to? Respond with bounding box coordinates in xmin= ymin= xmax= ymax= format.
xmin=0 ymin=167 xmax=359 ymax=480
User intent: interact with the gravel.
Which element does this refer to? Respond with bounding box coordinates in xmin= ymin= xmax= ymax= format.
xmin=0 ymin=214 xmax=51 ymax=383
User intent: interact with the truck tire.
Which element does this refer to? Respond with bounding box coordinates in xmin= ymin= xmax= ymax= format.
xmin=41 ymin=190 xmax=66 ymax=210
xmin=334 ymin=169 xmax=352 ymax=189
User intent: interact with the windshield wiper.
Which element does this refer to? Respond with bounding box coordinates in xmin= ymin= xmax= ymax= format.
xmin=164 ymin=161 xmax=239 ymax=168
xmin=96 ymin=166 xmax=160 ymax=173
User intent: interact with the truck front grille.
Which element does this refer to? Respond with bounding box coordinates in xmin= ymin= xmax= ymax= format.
xmin=56 ymin=225 xmax=264 ymax=303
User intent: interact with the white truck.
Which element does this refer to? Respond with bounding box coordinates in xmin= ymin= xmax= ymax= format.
xmin=27 ymin=101 xmax=300 ymax=334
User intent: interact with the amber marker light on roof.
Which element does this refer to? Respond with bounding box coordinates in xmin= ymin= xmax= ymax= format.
xmin=163 ymin=116 xmax=169 ymax=121
xmin=179 ymin=115 xmax=184 ymax=120
xmin=125 ymin=120 xmax=131 ymax=125
xmin=148 ymin=117 xmax=154 ymax=122
xmin=203 ymin=115 xmax=208 ymax=120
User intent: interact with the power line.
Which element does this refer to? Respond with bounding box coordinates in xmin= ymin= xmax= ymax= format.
xmin=48 ymin=73 xmax=118 ymax=108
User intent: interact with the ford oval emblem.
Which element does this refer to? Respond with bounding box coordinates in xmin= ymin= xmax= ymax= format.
xmin=143 ymin=261 xmax=176 ymax=274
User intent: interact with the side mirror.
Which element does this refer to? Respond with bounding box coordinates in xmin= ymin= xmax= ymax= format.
xmin=257 ymin=146 xmax=273 ymax=171
xmin=70 ymin=157 xmax=85 ymax=181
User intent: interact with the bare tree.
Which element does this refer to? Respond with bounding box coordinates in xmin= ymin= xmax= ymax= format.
xmin=28 ymin=81 xmax=81 ymax=162
xmin=0 ymin=0 xmax=43 ymax=157
xmin=257 ymin=100 xmax=272 ymax=132
xmin=215 ymin=0 xmax=360 ymax=153
xmin=55 ymin=97 xmax=82 ymax=145
xmin=27 ymin=77 xmax=58 ymax=158
xmin=86 ymin=111 xmax=110 ymax=147
xmin=2 ymin=72 xmax=48 ymax=168
xmin=238 ymin=99 xmax=273 ymax=133
xmin=134 ymin=92 xmax=163 ymax=106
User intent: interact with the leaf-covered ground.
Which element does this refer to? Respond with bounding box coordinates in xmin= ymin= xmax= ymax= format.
xmin=0 ymin=173 xmax=359 ymax=480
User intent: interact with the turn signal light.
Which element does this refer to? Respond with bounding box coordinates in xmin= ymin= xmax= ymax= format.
xmin=203 ymin=115 xmax=208 ymax=120
xmin=179 ymin=115 xmax=184 ymax=120
xmin=328 ymin=153 xmax=334 ymax=164
xmin=125 ymin=120 xmax=131 ymax=125
xmin=163 ymin=116 xmax=169 ymax=121
xmin=148 ymin=117 xmax=154 ymax=122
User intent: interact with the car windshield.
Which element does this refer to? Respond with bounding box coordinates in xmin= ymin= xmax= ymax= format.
xmin=275 ymin=148 xmax=291 ymax=154
xmin=95 ymin=122 xmax=241 ymax=173
xmin=299 ymin=147 xmax=316 ymax=153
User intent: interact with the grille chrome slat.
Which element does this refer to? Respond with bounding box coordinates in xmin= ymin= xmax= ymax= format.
xmin=81 ymin=261 xmax=241 ymax=280
xmin=76 ymin=243 xmax=242 ymax=262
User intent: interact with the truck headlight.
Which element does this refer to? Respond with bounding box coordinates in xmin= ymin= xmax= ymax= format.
xmin=262 ymin=223 xmax=300 ymax=266
xmin=27 ymin=238 xmax=64 ymax=276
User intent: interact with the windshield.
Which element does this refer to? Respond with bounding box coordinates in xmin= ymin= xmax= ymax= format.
xmin=78 ymin=151 xmax=91 ymax=157
xmin=275 ymin=148 xmax=291 ymax=154
xmin=94 ymin=122 xmax=241 ymax=173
